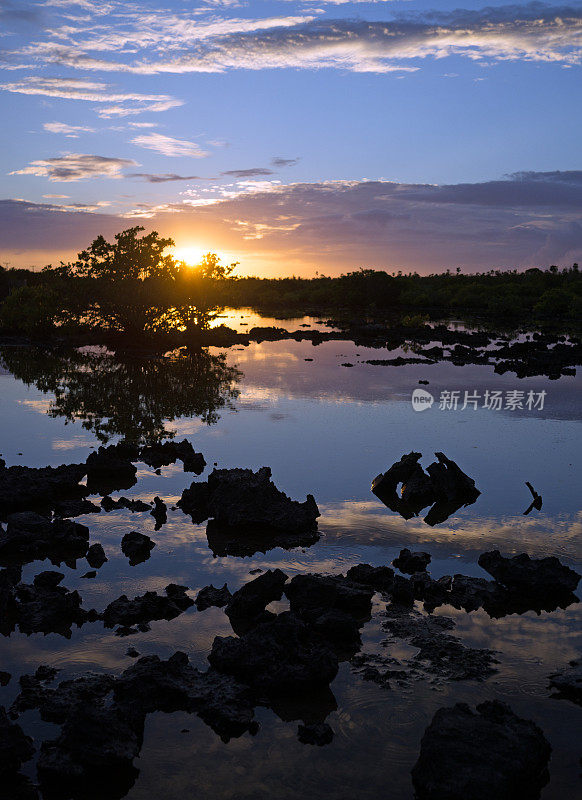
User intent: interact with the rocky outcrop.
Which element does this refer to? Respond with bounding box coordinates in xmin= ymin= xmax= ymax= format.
xmin=549 ymin=662 xmax=582 ymax=706
xmin=411 ymin=701 xmax=551 ymax=800
xmin=372 ymin=452 xmax=480 ymax=525
xmin=478 ymin=550 xmax=581 ymax=597
xmin=393 ymin=548 xmax=431 ymax=574
xmin=101 ymin=496 xmax=151 ymax=512
xmin=140 ymin=440 xmax=205 ymax=474
xmin=121 ymin=532 xmax=155 ymax=565
xmin=209 ymin=612 xmax=339 ymax=693
xmin=86 ymin=542 xmax=107 ymax=569
xmin=195 ymin=583 xmax=232 ymax=611
xmin=0 ymin=462 xmax=87 ymax=515
xmin=85 ymin=443 xmax=138 ymax=495
xmin=0 ymin=513 xmax=89 ymax=566
xmin=102 ymin=584 xmax=193 ymax=628
xmin=225 ymin=569 xmax=288 ymax=621
xmin=179 ymin=467 xmax=320 ymax=532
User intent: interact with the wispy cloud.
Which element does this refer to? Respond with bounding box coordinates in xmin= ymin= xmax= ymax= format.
xmin=272 ymin=157 xmax=299 ymax=167
xmin=130 ymin=132 xmax=208 ymax=157
xmin=43 ymin=120 xmax=96 ymax=136
xmin=221 ymin=168 xmax=274 ymax=178
xmin=1 ymin=76 xmax=182 ymax=117
xmin=6 ymin=4 xmax=582 ymax=75
xmin=10 ymin=153 xmax=137 ymax=181
xmin=127 ymin=172 xmax=201 ymax=183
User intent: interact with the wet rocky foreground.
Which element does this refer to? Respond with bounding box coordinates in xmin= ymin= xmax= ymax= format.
xmin=0 ymin=323 xmax=581 ymax=800
xmin=0 ymin=444 xmax=580 ymax=800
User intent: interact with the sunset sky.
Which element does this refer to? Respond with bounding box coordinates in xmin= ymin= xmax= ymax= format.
xmin=1 ymin=0 xmax=581 ymax=275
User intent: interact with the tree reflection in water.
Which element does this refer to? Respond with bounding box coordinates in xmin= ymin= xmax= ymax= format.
xmin=0 ymin=345 xmax=242 ymax=444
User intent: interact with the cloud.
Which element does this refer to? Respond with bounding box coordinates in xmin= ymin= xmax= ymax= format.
xmin=10 ymin=153 xmax=137 ymax=181
xmin=272 ymin=157 xmax=299 ymax=167
xmin=127 ymin=172 xmax=201 ymax=183
xmin=130 ymin=132 xmax=208 ymax=158
xmin=3 ymin=171 xmax=582 ymax=272
xmin=221 ymin=168 xmax=275 ymax=178
xmin=1 ymin=77 xmax=182 ymax=117
xmin=7 ymin=4 xmax=582 ymax=75
xmin=43 ymin=120 xmax=96 ymax=136
xmin=127 ymin=121 xmax=158 ymax=128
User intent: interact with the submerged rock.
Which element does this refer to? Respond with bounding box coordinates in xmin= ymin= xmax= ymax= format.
xmin=121 ymin=532 xmax=155 ymax=566
xmin=103 ymin=584 xmax=193 ymax=628
xmin=393 ymin=548 xmax=431 ymax=574
xmin=195 ymin=583 xmax=232 ymax=611
xmin=0 ymin=513 xmax=89 ymax=566
xmin=411 ymin=701 xmax=551 ymax=800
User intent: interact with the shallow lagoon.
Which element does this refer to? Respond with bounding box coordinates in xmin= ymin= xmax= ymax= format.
xmin=0 ymin=312 xmax=581 ymax=800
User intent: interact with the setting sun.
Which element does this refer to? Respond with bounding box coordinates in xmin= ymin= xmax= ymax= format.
xmin=172 ymin=245 xmax=207 ymax=267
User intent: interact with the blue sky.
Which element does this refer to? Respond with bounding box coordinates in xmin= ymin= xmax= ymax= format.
xmin=1 ymin=0 xmax=581 ymax=274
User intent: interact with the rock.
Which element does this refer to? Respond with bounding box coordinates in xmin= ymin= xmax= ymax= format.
xmin=126 ymin=647 xmax=140 ymax=658
xmin=85 ymin=444 xmax=138 ymax=495
xmin=0 ymin=512 xmax=89 ymax=566
xmin=14 ymin=577 xmax=89 ymax=637
xmin=86 ymin=543 xmax=107 ymax=569
xmin=103 ymin=584 xmax=193 ymax=628
xmin=285 ymin=574 xmax=374 ymax=623
xmin=113 ymin=652 xmax=257 ymax=741
xmin=225 ymin=569 xmax=288 ymax=620
xmin=393 ymin=548 xmax=431 ymax=574
xmin=101 ymin=496 xmax=151 ymax=512
xmin=53 ymin=498 xmax=101 ymax=518
xmin=81 ymin=571 xmax=96 ymax=579
xmin=121 ymin=532 xmax=155 ymax=565
xmin=150 ymin=496 xmax=167 ymax=529
xmin=312 ymin=609 xmax=362 ymax=652
xmin=0 ymin=462 xmax=87 ymax=515
xmin=177 ymin=482 xmax=210 ymax=523
xmin=345 ymin=563 xmax=395 ymax=593
xmin=478 ymin=550 xmax=581 ymax=597
xmin=427 ymin=452 xmax=480 ymax=504
xmin=209 ymin=612 xmax=339 ymax=692
xmin=33 ymin=570 xmax=65 ymax=589
xmin=0 ymin=706 xmax=35 ymax=776
xmin=549 ymin=662 xmax=582 ymax=705
xmin=297 ymin=722 xmax=334 ymax=746
xmin=181 ymin=467 xmax=320 ymax=533
xmin=0 ymin=671 xmax=11 ymax=686
xmin=37 ymin=703 xmax=141 ymax=799
xmin=372 ymin=452 xmax=480 ymax=525
xmin=411 ymin=701 xmax=551 ymax=800
xmin=33 ymin=665 xmax=58 ymax=683
xmin=140 ymin=440 xmax=205 ymax=474
xmin=195 ymin=583 xmax=232 ymax=611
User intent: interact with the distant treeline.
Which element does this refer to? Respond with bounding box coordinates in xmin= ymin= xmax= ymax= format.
xmin=1 ymin=228 xmax=581 ymax=340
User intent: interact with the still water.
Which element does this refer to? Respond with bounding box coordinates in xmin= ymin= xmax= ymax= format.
xmin=0 ymin=312 xmax=581 ymax=799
